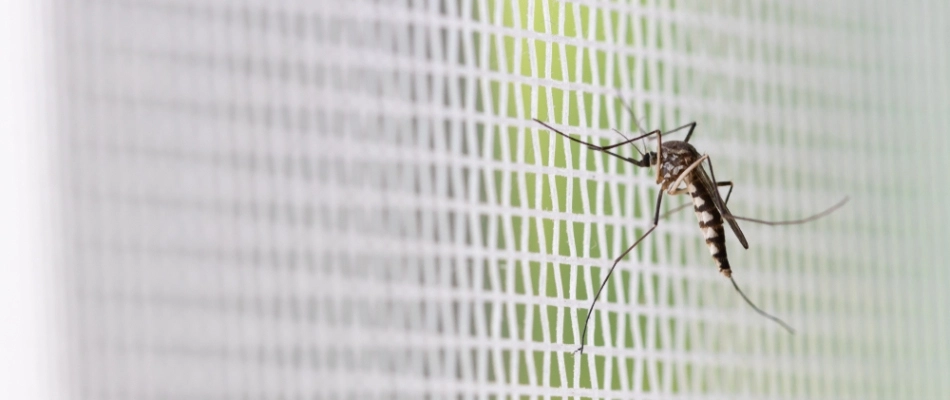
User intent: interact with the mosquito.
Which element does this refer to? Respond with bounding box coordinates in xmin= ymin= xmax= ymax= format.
xmin=534 ymin=108 xmax=849 ymax=355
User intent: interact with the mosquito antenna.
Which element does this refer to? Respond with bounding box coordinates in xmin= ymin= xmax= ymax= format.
xmin=612 ymin=128 xmax=645 ymax=157
xmin=632 ymin=117 xmax=656 ymax=169
xmin=636 ymin=117 xmax=650 ymax=137
xmin=610 ymin=128 xmax=630 ymax=140
xmin=616 ymin=94 xmax=652 ymax=136
xmin=729 ymin=276 xmax=795 ymax=334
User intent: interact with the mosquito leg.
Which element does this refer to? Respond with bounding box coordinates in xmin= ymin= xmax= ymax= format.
xmin=533 ymin=119 xmax=658 ymax=165
xmin=699 ymin=159 xmax=794 ymax=332
xmin=659 ymin=181 xmax=732 ymax=220
xmin=659 ymin=202 xmax=691 ymax=219
xmin=718 ymin=181 xmax=734 ymax=204
xmin=729 ymin=276 xmax=796 ymax=334
xmin=705 ymin=155 xmax=849 ymax=226
xmin=535 ymin=118 xmax=656 ymax=150
xmin=654 ymin=125 xmax=664 ymax=183
xmin=666 ymin=121 xmax=698 ymax=143
xmin=615 ymin=94 xmax=698 ymax=141
xmin=667 ymin=187 xmax=690 ymax=196
xmin=667 ymin=154 xmax=710 ymax=195
xmin=574 ymin=189 xmax=664 ymax=355
xmin=615 ymin=94 xmax=691 ymax=144
xmin=730 ymin=197 xmax=850 ymax=226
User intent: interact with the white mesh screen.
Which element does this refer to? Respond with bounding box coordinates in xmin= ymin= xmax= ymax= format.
xmin=43 ymin=0 xmax=950 ymax=399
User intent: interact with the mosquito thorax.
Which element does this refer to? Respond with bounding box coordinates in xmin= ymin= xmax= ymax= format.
xmin=658 ymin=141 xmax=702 ymax=184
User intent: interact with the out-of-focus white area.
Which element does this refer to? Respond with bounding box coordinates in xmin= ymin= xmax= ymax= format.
xmin=1 ymin=0 xmax=949 ymax=399
xmin=0 ymin=1 xmax=61 ymax=399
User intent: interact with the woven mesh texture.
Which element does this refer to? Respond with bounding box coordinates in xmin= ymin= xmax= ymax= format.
xmin=50 ymin=0 xmax=950 ymax=399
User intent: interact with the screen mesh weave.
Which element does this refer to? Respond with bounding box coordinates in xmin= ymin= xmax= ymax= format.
xmin=48 ymin=0 xmax=950 ymax=399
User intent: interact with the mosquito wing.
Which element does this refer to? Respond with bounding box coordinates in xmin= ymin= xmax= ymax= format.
xmin=694 ymin=165 xmax=749 ymax=249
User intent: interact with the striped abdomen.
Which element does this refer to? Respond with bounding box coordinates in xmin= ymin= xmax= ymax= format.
xmin=687 ymin=180 xmax=731 ymax=277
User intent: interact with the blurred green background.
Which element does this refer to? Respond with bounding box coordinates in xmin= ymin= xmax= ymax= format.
xmin=474 ymin=0 xmax=950 ymax=397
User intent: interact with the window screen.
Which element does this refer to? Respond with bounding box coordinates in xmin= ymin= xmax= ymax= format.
xmin=47 ymin=0 xmax=950 ymax=399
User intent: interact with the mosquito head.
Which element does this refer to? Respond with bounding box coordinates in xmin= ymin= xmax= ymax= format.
xmin=633 ymin=151 xmax=658 ymax=168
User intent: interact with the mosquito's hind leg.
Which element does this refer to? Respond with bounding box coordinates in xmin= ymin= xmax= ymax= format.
xmin=728 ymin=197 xmax=850 ymax=226
xmin=706 ymin=155 xmax=849 ymax=226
